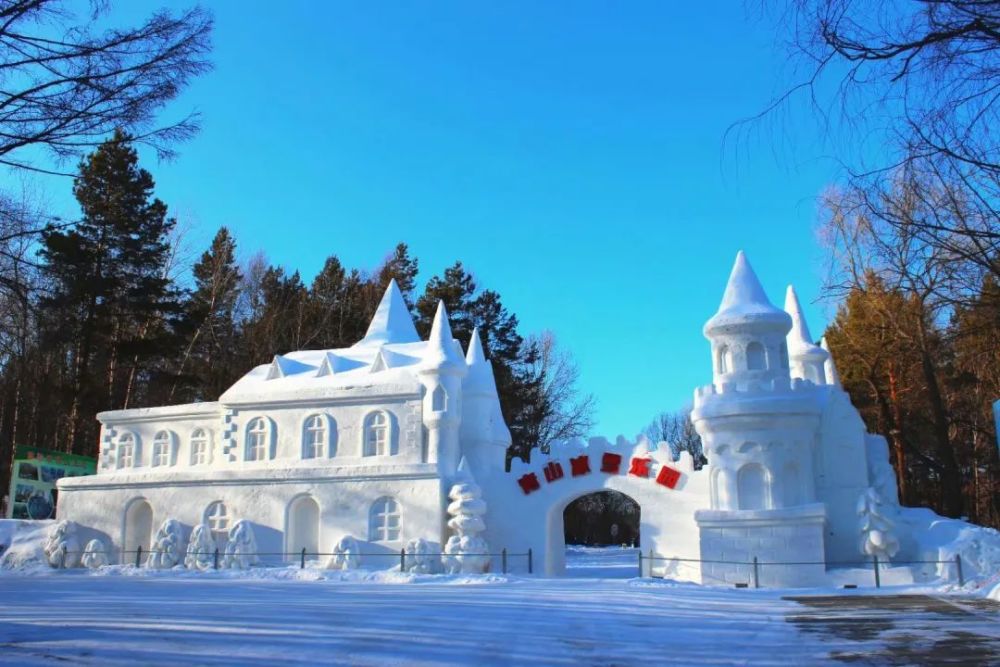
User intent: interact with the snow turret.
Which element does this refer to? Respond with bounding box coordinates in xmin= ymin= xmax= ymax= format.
xmin=703 ymin=251 xmax=792 ymax=387
xmin=461 ymin=328 xmax=512 ymax=472
xmin=784 ymin=285 xmax=828 ymax=385
xmin=356 ymin=279 xmax=420 ymax=347
xmin=820 ymin=337 xmax=841 ymax=387
xmin=418 ymin=301 xmax=467 ymax=476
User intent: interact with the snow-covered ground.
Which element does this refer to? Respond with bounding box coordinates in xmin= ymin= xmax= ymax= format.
xmin=1 ymin=546 xmax=998 ymax=666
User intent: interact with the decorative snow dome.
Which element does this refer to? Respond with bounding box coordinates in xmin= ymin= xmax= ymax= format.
xmin=704 ymin=251 xmax=792 ymax=385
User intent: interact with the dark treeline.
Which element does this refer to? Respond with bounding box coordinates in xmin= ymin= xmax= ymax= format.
xmin=0 ymin=134 xmax=594 ymax=498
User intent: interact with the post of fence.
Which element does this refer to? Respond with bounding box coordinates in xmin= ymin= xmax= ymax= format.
xmin=648 ymin=549 xmax=654 ymax=578
xmin=61 ymin=548 xmax=67 ymax=570
xmin=501 ymin=548 xmax=507 ymax=575
xmin=638 ymin=550 xmax=643 ymax=577
xmin=400 ymin=548 xmax=406 ymax=572
xmin=955 ymin=554 xmax=964 ymax=586
xmin=528 ymin=548 xmax=533 ymax=574
xmin=135 ymin=545 xmax=142 ymax=568
xmin=213 ymin=547 xmax=220 ymax=570
xmin=752 ymin=556 xmax=760 ymax=589
xmin=301 ymin=547 xmax=306 ymax=569
xmin=873 ymin=555 xmax=881 ymax=588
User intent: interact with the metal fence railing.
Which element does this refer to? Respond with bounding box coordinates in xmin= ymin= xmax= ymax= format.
xmin=56 ymin=546 xmax=535 ymax=574
xmin=638 ymin=550 xmax=965 ymax=588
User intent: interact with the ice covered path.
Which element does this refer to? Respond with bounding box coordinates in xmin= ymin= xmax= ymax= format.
xmin=1 ymin=572 xmax=998 ymax=666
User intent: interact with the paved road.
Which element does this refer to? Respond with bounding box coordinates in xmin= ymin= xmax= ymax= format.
xmin=784 ymin=594 xmax=1000 ymax=665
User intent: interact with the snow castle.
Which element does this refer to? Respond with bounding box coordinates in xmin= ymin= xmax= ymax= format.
xmin=58 ymin=252 xmax=921 ymax=586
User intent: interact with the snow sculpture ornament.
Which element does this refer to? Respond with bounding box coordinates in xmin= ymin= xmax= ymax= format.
xmin=43 ymin=520 xmax=80 ymax=568
xmin=146 ymin=519 xmax=185 ymax=569
xmin=405 ymin=538 xmax=435 ymax=573
xmin=443 ymin=458 xmax=491 ymax=574
xmin=857 ymin=487 xmax=900 ymax=561
xmin=184 ymin=524 xmax=216 ymax=571
xmin=326 ymin=535 xmax=361 ymax=570
xmin=81 ymin=539 xmax=109 ymax=569
xmin=223 ymin=519 xmax=259 ymax=569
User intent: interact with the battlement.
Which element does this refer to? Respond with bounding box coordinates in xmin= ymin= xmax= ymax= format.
xmin=694 ymin=375 xmax=820 ymax=403
xmin=508 ymin=434 xmax=701 ymax=477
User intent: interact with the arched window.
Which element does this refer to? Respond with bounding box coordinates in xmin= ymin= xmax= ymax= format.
xmin=737 ymin=463 xmax=768 ymax=510
xmin=369 ymin=497 xmax=400 ymax=541
xmin=302 ymin=415 xmax=326 ymax=459
xmin=117 ymin=433 xmax=136 ymax=469
xmin=432 ymin=385 xmax=447 ymax=411
xmin=152 ymin=430 xmax=174 ymax=467
xmin=779 ymin=342 xmax=789 ymax=369
xmin=204 ymin=501 xmax=230 ymax=546
xmin=190 ymin=428 xmax=210 ymax=466
xmin=287 ymin=495 xmax=320 ymax=559
xmin=246 ymin=418 xmax=270 ymax=461
xmin=717 ymin=344 xmax=730 ymax=374
xmin=746 ymin=342 xmax=766 ymax=371
xmin=363 ymin=411 xmax=390 ymax=457
xmin=123 ymin=498 xmax=153 ymax=561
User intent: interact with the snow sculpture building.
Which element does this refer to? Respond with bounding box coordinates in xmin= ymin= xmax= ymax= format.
xmin=58 ymin=253 xmax=944 ymax=587
xmin=57 ymin=280 xmax=510 ymax=566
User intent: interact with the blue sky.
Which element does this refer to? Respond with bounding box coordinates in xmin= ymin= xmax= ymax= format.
xmin=37 ymin=2 xmax=848 ymax=437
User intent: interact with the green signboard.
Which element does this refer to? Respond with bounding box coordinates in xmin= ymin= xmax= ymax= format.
xmin=6 ymin=446 xmax=96 ymax=520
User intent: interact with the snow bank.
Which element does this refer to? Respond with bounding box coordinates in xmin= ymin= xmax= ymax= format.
xmin=897 ymin=508 xmax=1000 ymax=595
xmin=0 ymin=519 xmax=54 ymax=570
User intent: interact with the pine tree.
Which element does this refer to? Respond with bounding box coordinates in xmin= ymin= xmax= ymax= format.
xmin=39 ymin=130 xmax=180 ymax=453
xmin=375 ymin=243 xmax=419 ymax=307
xmin=175 ymin=227 xmax=242 ymax=401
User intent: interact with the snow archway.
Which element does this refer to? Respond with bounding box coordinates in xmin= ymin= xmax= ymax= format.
xmin=122 ymin=498 xmax=153 ymax=563
xmin=488 ymin=437 xmax=708 ymax=577
xmin=286 ymin=494 xmax=320 ymax=560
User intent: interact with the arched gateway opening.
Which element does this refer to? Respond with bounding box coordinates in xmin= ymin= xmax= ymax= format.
xmin=549 ymin=489 xmax=642 ymax=578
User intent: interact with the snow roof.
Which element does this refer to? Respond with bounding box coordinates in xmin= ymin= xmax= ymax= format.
xmin=218 ymin=293 xmax=479 ymax=404
xmin=704 ymin=251 xmax=792 ymax=336
xmin=784 ymin=285 xmax=828 ymax=361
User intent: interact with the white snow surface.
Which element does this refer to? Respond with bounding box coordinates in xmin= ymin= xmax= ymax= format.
xmin=0 ymin=546 xmax=998 ymax=665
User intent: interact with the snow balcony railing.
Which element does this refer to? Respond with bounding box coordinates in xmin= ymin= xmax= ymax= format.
xmin=694 ymin=376 xmax=820 ymax=404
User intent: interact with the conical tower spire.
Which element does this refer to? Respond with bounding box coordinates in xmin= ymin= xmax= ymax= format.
xmin=704 ymin=251 xmax=791 ymax=337
xmin=420 ymin=301 xmax=467 ymax=372
xmin=465 ymin=327 xmax=498 ymax=394
xmin=784 ymin=285 xmax=828 ymax=385
xmin=357 ymin=279 xmax=419 ymax=347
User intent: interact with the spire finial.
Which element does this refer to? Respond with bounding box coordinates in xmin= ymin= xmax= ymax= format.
xmin=421 ymin=300 xmax=466 ymax=372
xmin=357 ymin=279 xmax=419 ymax=347
xmin=784 ymin=284 xmax=815 ymax=345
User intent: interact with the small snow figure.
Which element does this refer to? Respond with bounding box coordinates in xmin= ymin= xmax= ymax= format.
xmin=146 ymin=519 xmax=184 ymax=569
xmin=326 ymin=535 xmax=361 ymax=570
xmin=405 ymin=538 xmax=435 ymax=573
xmin=43 ymin=520 xmax=80 ymax=568
xmin=185 ymin=524 xmax=216 ymax=571
xmin=857 ymin=487 xmax=900 ymax=562
xmin=223 ymin=520 xmax=259 ymax=569
xmin=81 ymin=538 xmax=109 ymax=569
xmin=443 ymin=458 xmax=491 ymax=574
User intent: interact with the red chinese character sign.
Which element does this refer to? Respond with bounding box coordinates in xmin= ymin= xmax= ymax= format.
xmin=513 ymin=449 xmax=684 ymax=495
